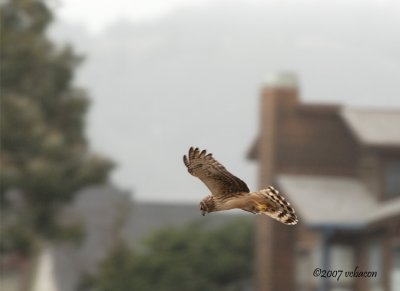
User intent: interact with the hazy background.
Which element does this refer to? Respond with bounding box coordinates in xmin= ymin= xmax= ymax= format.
xmin=48 ymin=0 xmax=400 ymax=203
xmin=2 ymin=1 xmax=399 ymax=291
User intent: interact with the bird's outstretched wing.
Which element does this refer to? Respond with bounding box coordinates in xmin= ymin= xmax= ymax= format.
xmin=249 ymin=186 xmax=298 ymax=225
xmin=183 ymin=147 xmax=250 ymax=197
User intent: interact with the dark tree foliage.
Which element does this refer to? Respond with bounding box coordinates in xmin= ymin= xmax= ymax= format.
xmin=0 ymin=0 xmax=114 ymax=251
xmin=84 ymin=219 xmax=254 ymax=291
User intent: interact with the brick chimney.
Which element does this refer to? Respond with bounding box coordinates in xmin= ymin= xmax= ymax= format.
xmin=255 ymin=72 xmax=299 ymax=291
xmin=258 ymin=72 xmax=299 ymax=185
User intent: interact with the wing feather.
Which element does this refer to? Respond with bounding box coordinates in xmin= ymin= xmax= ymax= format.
xmin=183 ymin=147 xmax=250 ymax=197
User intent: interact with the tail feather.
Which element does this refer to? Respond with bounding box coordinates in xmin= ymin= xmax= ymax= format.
xmin=254 ymin=186 xmax=298 ymax=225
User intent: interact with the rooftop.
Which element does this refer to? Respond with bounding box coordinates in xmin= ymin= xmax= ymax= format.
xmin=277 ymin=175 xmax=400 ymax=228
xmin=340 ymin=107 xmax=400 ymax=147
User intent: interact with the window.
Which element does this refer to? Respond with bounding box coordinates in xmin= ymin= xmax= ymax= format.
xmin=391 ymin=244 xmax=400 ymax=291
xmin=296 ymin=250 xmax=312 ymax=291
xmin=384 ymin=161 xmax=400 ymax=198
xmin=329 ymin=245 xmax=355 ymax=291
xmin=369 ymin=240 xmax=383 ymax=291
xmin=295 ymin=247 xmax=320 ymax=291
xmin=330 ymin=245 xmax=355 ymax=273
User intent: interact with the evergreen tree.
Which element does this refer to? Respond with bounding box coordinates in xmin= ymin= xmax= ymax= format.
xmin=0 ymin=0 xmax=114 ymax=252
xmin=84 ymin=219 xmax=254 ymax=291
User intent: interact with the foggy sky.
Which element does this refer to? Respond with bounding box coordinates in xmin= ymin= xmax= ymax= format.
xmin=49 ymin=0 xmax=400 ymax=202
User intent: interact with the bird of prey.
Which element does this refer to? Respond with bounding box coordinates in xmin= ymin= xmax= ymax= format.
xmin=183 ymin=147 xmax=298 ymax=225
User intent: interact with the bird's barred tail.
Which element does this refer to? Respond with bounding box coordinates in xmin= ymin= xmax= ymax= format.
xmin=257 ymin=186 xmax=298 ymax=225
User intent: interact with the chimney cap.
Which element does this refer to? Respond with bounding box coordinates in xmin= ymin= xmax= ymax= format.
xmin=264 ymin=72 xmax=298 ymax=89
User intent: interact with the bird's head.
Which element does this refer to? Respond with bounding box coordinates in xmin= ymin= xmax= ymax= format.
xmin=199 ymin=196 xmax=215 ymax=216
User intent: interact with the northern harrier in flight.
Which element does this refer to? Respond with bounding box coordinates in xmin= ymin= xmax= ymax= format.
xmin=183 ymin=147 xmax=298 ymax=225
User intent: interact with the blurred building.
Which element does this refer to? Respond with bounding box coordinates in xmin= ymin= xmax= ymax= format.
xmin=247 ymin=73 xmax=400 ymax=291
xmin=29 ymin=185 xmax=251 ymax=291
xmin=31 ymin=185 xmax=132 ymax=291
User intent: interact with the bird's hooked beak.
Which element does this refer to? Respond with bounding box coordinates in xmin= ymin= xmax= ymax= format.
xmin=199 ymin=201 xmax=207 ymax=216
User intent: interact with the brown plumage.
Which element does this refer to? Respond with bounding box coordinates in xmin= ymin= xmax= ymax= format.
xmin=183 ymin=147 xmax=298 ymax=225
